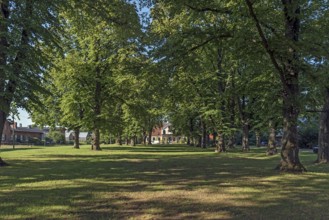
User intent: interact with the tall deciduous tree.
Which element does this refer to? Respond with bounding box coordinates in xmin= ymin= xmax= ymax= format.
xmin=0 ymin=0 xmax=66 ymax=165
xmin=245 ymin=0 xmax=306 ymax=171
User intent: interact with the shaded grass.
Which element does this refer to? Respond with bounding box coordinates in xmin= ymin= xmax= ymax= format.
xmin=0 ymin=144 xmax=328 ymax=219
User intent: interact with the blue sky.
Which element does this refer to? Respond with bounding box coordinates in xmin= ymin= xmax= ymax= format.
xmin=17 ymin=108 xmax=32 ymax=126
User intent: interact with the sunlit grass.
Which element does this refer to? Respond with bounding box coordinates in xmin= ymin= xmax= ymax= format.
xmin=0 ymin=144 xmax=328 ymax=219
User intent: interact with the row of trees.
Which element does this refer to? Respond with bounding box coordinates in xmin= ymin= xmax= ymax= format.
xmin=1 ymin=0 xmax=328 ymax=172
xmin=145 ymin=0 xmax=329 ymax=171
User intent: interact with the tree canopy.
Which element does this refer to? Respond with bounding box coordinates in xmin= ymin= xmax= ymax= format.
xmin=1 ymin=0 xmax=329 ymax=171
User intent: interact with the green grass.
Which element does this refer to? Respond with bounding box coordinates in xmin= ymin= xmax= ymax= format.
xmin=0 ymin=144 xmax=328 ymax=219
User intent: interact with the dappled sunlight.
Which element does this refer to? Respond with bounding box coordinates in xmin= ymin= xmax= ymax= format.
xmin=1 ymin=145 xmax=329 ymax=219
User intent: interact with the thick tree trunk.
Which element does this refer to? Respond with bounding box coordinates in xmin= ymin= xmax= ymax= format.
xmin=91 ymin=128 xmax=101 ymax=151
xmin=278 ymin=99 xmax=304 ymax=171
xmin=246 ymin=0 xmax=305 ymax=171
xmin=276 ymin=1 xmax=305 ymax=172
xmin=242 ymin=123 xmax=250 ymax=151
xmin=73 ymin=128 xmax=80 ymax=149
xmin=0 ymin=110 xmax=7 ymax=146
xmin=0 ymin=2 xmax=10 ymax=166
xmin=215 ymin=133 xmax=226 ymax=152
xmin=267 ymin=120 xmax=277 ymax=155
xmin=0 ymin=2 xmax=9 ymax=123
xmin=316 ymin=88 xmax=329 ymax=163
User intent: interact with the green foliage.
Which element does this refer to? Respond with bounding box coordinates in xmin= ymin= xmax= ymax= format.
xmin=0 ymin=0 xmax=67 ymax=113
xmin=298 ymin=118 xmax=319 ymax=149
xmin=47 ymin=130 xmax=65 ymax=144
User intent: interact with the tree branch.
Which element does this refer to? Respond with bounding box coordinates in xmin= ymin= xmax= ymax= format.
xmin=244 ymin=0 xmax=286 ymax=86
xmin=188 ymin=34 xmax=232 ymax=52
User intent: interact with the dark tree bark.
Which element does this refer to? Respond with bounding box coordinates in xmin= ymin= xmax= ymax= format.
xmin=267 ymin=120 xmax=277 ymax=155
xmin=73 ymin=128 xmax=80 ymax=149
xmin=242 ymin=123 xmax=250 ymax=151
xmin=0 ymin=2 xmax=9 ymax=140
xmin=277 ymin=1 xmax=305 ymax=171
xmin=246 ymin=0 xmax=305 ymax=171
xmin=0 ymin=111 xmax=7 ymax=146
xmin=147 ymin=128 xmax=152 ymax=145
xmin=316 ymin=88 xmax=329 ymax=163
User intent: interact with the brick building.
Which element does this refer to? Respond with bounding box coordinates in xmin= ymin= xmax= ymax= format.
xmin=1 ymin=120 xmax=44 ymax=144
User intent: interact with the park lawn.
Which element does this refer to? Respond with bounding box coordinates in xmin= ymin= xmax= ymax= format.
xmin=0 ymin=145 xmax=329 ymax=219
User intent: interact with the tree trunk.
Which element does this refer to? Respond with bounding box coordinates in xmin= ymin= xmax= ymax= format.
xmin=0 ymin=2 xmax=10 ymax=166
xmin=276 ymin=1 xmax=305 ymax=172
xmin=242 ymin=123 xmax=250 ymax=151
xmin=187 ymin=136 xmax=191 ymax=145
xmin=197 ymin=135 xmax=202 ymax=147
xmin=202 ymin=120 xmax=207 ymax=148
xmin=255 ymin=131 xmax=261 ymax=148
xmin=142 ymin=130 xmax=147 ymax=145
xmin=267 ymin=120 xmax=277 ymax=155
xmin=147 ymin=128 xmax=152 ymax=145
xmin=91 ymin=128 xmax=101 ymax=151
xmin=212 ymin=132 xmax=217 ymax=147
xmin=215 ymin=133 xmax=226 ymax=152
xmin=131 ymin=135 xmax=136 ymax=146
xmin=73 ymin=128 xmax=80 ymax=149
xmin=245 ymin=0 xmax=305 ymax=171
xmin=0 ymin=110 xmax=7 ymax=146
xmin=316 ymin=88 xmax=329 ymax=163
xmin=189 ymin=118 xmax=194 ymax=146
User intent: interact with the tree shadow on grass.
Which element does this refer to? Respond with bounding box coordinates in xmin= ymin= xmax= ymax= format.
xmin=0 ymin=147 xmax=328 ymax=219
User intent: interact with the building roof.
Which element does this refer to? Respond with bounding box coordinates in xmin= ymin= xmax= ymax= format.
xmin=65 ymin=131 xmax=90 ymax=139
xmin=162 ymin=122 xmax=171 ymax=130
xmin=14 ymin=127 xmax=44 ymax=134
xmin=80 ymin=132 xmax=90 ymax=139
